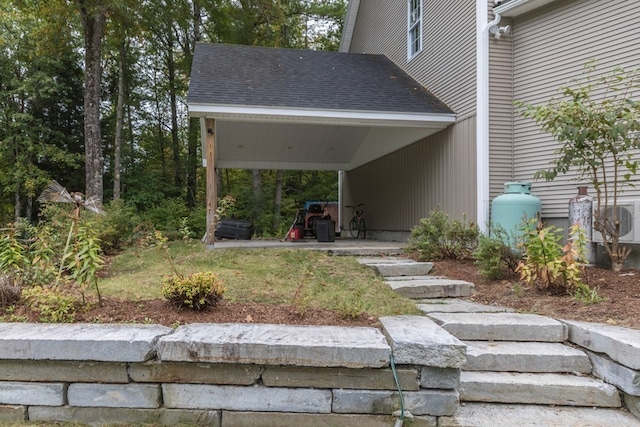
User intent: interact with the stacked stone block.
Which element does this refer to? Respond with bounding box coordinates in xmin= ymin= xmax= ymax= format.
xmin=0 ymin=317 xmax=465 ymax=426
xmin=563 ymin=320 xmax=640 ymax=419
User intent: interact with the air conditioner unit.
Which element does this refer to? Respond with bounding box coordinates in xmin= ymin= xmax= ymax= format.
xmin=592 ymin=199 xmax=640 ymax=243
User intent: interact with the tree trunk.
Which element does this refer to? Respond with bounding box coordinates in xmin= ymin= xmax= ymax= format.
xmin=26 ymin=195 xmax=33 ymax=222
xmin=113 ymin=39 xmax=126 ymax=201
xmin=167 ymin=31 xmax=182 ymax=194
xmin=274 ymin=169 xmax=283 ymax=230
xmin=14 ymin=181 xmax=21 ymax=221
xmin=186 ymin=118 xmax=199 ymax=208
xmin=252 ymin=169 xmax=262 ymax=221
xmin=78 ymin=0 xmax=107 ymax=205
xmin=185 ymin=0 xmax=201 ymax=208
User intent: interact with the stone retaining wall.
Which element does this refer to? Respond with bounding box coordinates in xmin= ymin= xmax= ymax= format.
xmin=0 ymin=316 xmax=465 ymax=427
xmin=563 ymin=320 xmax=640 ymax=420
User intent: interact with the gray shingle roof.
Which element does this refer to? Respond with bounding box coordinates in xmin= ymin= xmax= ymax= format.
xmin=188 ymin=43 xmax=454 ymax=115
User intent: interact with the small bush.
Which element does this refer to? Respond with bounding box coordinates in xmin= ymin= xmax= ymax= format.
xmin=22 ymin=286 xmax=81 ymax=323
xmin=517 ymin=220 xmax=592 ymax=295
xmin=474 ymin=228 xmax=521 ymax=280
xmin=94 ymin=200 xmax=141 ymax=254
xmin=1 ymin=221 xmax=56 ymax=286
xmin=161 ymin=271 xmax=226 ymax=311
xmin=142 ymin=198 xmax=190 ymax=239
xmin=407 ymin=209 xmax=479 ymax=261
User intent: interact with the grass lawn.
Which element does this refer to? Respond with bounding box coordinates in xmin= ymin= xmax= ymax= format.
xmin=99 ymin=241 xmax=420 ymax=319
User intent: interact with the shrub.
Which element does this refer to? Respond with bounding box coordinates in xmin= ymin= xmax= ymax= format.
xmin=142 ymin=198 xmax=190 ymax=239
xmin=1 ymin=221 xmax=56 ymax=287
xmin=62 ymin=223 xmax=105 ymax=304
xmin=407 ymin=209 xmax=479 ymax=261
xmin=516 ymin=220 xmax=598 ymax=302
xmin=186 ymin=206 xmax=207 ymax=239
xmin=22 ymin=286 xmax=81 ymax=323
xmin=93 ymin=200 xmax=141 ymax=254
xmin=0 ymin=224 xmax=29 ymax=274
xmin=161 ymin=271 xmax=225 ymax=311
xmin=474 ymin=227 xmax=521 ymax=280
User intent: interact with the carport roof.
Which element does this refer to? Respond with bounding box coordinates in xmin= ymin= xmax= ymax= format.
xmin=188 ymin=43 xmax=456 ymax=171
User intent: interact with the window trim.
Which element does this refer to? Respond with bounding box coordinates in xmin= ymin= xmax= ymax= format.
xmin=407 ymin=0 xmax=423 ymax=60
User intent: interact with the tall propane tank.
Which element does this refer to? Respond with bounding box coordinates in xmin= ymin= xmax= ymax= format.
xmin=491 ymin=182 xmax=542 ymax=248
xmin=569 ymin=186 xmax=595 ymax=263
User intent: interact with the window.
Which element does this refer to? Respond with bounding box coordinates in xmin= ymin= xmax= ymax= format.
xmin=408 ymin=0 xmax=422 ymax=59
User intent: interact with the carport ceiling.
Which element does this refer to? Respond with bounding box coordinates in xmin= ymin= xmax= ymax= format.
xmin=188 ymin=43 xmax=456 ymax=171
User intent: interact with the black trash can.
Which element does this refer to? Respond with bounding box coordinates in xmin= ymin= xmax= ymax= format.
xmin=316 ymin=220 xmax=335 ymax=242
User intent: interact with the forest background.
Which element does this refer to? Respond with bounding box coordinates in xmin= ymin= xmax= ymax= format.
xmin=0 ymin=0 xmax=345 ymax=238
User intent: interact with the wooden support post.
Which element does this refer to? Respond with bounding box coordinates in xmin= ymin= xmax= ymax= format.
xmin=204 ymin=118 xmax=217 ymax=248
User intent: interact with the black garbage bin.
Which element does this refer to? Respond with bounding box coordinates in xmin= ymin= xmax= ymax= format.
xmin=316 ymin=220 xmax=335 ymax=242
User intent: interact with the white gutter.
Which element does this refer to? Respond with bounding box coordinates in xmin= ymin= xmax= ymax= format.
xmin=494 ymin=0 xmax=558 ymax=17
xmin=476 ymin=1 xmax=501 ymax=234
xmin=188 ymin=104 xmax=456 ymax=128
xmin=339 ymin=0 xmax=361 ymax=53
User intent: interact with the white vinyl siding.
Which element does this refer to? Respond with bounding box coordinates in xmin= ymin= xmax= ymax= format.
xmin=349 ymin=0 xmax=476 ymax=117
xmin=488 ymin=15 xmax=515 ymax=202
xmin=511 ymin=0 xmax=640 ymax=217
xmin=408 ymin=0 xmax=422 ymax=59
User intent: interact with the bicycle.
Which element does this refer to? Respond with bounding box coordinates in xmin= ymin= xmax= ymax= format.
xmin=345 ymin=204 xmax=366 ymax=239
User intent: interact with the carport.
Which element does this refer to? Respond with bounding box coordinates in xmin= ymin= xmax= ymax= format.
xmin=187 ymin=43 xmax=456 ymax=246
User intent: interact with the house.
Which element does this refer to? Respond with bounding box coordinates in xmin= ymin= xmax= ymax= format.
xmin=339 ymin=0 xmax=640 ymax=264
xmin=188 ymin=0 xmax=640 ymax=265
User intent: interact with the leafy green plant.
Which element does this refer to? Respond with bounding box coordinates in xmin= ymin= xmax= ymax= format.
xmin=161 ymin=271 xmax=226 ymax=311
xmin=336 ymin=288 xmax=366 ymax=319
xmin=1 ymin=221 xmax=56 ymax=286
xmin=574 ymin=282 xmax=603 ymax=304
xmin=516 ymin=220 xmax=599 ymax=302
xmin=141 ymin=197 xmax=190 ymax=239
xmin=518 ymin=61 xmax=640 ymax=271
xmin=93 ymin=200 xmax=141 ymax=254
xmin=407 ymin=209 xmax=479 ymax=261
xmin=0 ymin=224 xmax=29 ymax=275
xmin=23 ymin=224 xmax=57 ymax=287
xmin=474 ymin=227 xmax=521 ymax=280
xmin=22 ymin=286 xmax=80 ymax=323
xmin=178 ymin=217 xmax=192 ymax=241
xmin=62 ymin=223 xmax=105 ymax=304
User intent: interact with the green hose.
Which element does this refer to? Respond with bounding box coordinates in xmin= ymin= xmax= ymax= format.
xmin=390 ymin=351 xmax=405 ymax=426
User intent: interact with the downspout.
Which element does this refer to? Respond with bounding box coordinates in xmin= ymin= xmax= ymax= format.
xmin=476 ymin=0 xmax=502 ymax=234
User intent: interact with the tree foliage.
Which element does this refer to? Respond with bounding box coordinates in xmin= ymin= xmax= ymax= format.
xmin=0 ymin=0 xmax=346 ymax=238
xmin=517 ymin=61 xmax=640 ymax=271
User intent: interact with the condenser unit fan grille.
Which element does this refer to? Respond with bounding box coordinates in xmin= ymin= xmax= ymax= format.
xmin=605 ymin=206 xmax=634 ymax=238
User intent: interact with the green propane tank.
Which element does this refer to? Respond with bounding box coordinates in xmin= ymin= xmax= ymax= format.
xmin=491 ymin=182 xmax=541 ymax=244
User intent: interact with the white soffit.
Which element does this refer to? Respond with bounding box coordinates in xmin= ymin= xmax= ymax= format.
xmin=196 ymin=107 xmax=455 ymax=171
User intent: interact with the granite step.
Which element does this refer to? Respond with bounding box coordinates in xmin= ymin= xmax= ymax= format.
xmin=439 ymin=402 xmax=640 ymax=427
xmin=427 ymin=312 xmax=567 ymax=342
xmin=416 ymin=298 xmax=513 ymax=314
xmin=460 ymin=371 xmax=621 ymax=407
xmin=387 ymin=278 xmax=474 ymax=299
xmin=463 ymin=341 xmax=592 ymax=373
xmin=357 ymin=257 xmax=434 ymax=277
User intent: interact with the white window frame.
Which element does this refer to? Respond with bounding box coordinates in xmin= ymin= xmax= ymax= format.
xmin=407 ymin=0 xmax=422 ymax=60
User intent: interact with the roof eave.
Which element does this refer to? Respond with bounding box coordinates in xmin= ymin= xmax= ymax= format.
xmin=494 ymin=0 xmax=559 ymax=17
xmin=188 ymin=103 xmax=456 ymax=128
